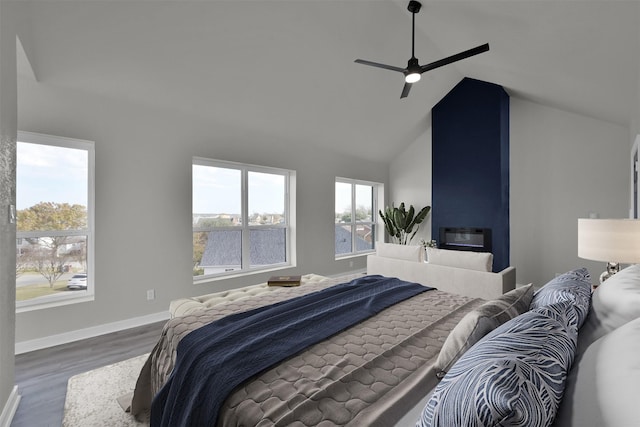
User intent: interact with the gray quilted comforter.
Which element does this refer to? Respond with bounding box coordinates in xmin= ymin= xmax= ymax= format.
xmin=131 ymin=274 xmax=483 ymax=426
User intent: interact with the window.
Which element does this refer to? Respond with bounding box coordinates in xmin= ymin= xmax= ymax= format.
xmin=192 ymin=158 xmax=295 ymax=280
xmin=335 ymin=178 xmax=380 ymax=257
xmin=16 ymin=132 xmax=95 ymax=311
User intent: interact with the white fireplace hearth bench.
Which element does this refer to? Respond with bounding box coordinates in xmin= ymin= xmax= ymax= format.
xmin=367 ymin=243 xmax=516 ymax=300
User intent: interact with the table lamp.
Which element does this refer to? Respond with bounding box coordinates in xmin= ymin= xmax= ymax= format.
xmin=578 ymin=218 xmax=640 ymax=284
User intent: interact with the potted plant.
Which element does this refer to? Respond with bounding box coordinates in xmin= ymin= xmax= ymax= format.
xmin=379 ymin=202 xmax=431 ymax=245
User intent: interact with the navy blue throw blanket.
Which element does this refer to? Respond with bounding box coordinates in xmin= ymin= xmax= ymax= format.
xmin=151 ymin=275 xmax=432 ymax=427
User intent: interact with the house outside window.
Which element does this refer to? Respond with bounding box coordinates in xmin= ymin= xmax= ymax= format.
xmin=192 ymin=158 xmax=295 ymax=281
xmin=335 ymin=178 xmax=380 ymax=257
xmin=16 ymin=131 xmax=95 ymax=311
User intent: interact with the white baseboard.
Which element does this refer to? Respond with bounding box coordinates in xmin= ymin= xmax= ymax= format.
xmin=0 ymin=386 xmax=20 ymax=427
xmin=15 ymin=311 xmax=170 ymax=355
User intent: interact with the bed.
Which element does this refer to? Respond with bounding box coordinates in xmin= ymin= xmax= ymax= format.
xmin=129 ymin=241 xmax=640 ymax=427
xmin=130 ymin=272 xmax=492 ymax=426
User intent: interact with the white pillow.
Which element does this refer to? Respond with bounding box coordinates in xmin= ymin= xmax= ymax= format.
xmin=577 ymin=264 xmax=640 ymax=354
xmin=427 ymin=247 xmax=493 ymax=272
xmin=554 ymin=317 xmax=640 ymax=427
xmin=376 ymin=242 xmax=422 ymax=262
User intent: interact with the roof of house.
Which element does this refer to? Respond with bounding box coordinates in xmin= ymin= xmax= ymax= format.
xmin=200 ymin=229 xmax=286 ymax=267
xmin=334 ymin=225 xmax=372 ymax=256
xmin=200 ymin=226 xmax=371 ymax=266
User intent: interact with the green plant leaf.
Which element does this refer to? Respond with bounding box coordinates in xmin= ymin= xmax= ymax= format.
xmin=379 ymin=203 xmax=431 ymax=244
xmin=414 ymin=206 xmax=431 ymax=223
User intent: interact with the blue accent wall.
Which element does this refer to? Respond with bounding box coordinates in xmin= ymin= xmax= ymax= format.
xmin=432 ymin=78 xmax=510 ymax=272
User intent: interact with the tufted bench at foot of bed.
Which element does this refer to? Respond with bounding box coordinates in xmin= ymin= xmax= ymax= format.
xmin=169 ymin=273 xmax=329 ymax=318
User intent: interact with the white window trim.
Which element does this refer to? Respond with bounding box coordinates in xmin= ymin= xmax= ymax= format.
xmin=335 ymin=177 xmax=381 ymax=259
xmin=16 ymin=131 xmax=95 ymax=312
xmin=193 ymin=157 xmax=296 ymax=283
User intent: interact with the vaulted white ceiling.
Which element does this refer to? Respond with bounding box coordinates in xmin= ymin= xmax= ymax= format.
xmin=14 ymin=0 xmax=640 ymax=163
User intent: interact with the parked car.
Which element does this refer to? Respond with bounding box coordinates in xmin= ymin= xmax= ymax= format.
xmin=67 ymin=273 xmax=87 ymax=290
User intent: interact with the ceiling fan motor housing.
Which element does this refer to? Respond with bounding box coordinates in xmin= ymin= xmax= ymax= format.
xmin=408 ymin=1 xmax=422 ymax=14
xmin=406 ymin=57 xmax=421 ymax=75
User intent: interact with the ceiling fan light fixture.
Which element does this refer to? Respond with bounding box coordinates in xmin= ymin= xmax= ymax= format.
xmin=405 ymin=57 xmax=421 ymax=83
xmin=405 ymin=72 xmax=421 ymax=83
xmin=354 ymin=0 xmax=489 ymax=99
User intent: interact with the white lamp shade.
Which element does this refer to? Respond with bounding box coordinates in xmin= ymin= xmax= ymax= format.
xmin=578 ymin=218 xmax=640 ymax=264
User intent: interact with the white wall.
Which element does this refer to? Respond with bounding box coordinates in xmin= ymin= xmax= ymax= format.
xmin=15 ymin=78 xmax=388 ymax=343
xmin=630 ymin=11 xmax=640 ymax=146
xmin=8 ymin=7 xmax=635 ymax=350
xmin=389 ymin=123 xmax=433 ymax=245
xmin=510 ymin=98 xmax=629 ymax=287
xmin=390 ymin=96 xmax=630 ymax=288
xmin=0 ymin=0 xmax=18 ymax=419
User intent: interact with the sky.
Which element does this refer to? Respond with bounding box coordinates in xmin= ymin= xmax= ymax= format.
xmin=192 ymin=165 xmax=285 ymax=215
xmin=335 ymin=182 xmax=372 ymax=216
xmin=335 ymin=182 xmax=352 ymax=215
xmin=16 ymin=142 xmax=88 ymax=210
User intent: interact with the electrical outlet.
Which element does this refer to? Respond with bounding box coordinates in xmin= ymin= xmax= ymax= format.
xmin=146 ymin=289 xmax=155 ymax=301
xmin=349 ymin=260 xmax=354 ymax=268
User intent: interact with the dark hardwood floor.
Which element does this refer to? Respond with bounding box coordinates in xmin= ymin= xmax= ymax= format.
xmin=11 ymin=321 xmax=165 ymax=427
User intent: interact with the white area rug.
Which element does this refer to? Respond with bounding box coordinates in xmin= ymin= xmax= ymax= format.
xmin=63 ymin=353 xmax=150 ymax=427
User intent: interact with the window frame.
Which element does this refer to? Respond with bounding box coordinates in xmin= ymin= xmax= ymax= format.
xmin=192 ymin=157 xmax=295 ymax=282
xmin=16 ymin=131 xmax=95 ymax=312
xmin=334 ymin=177 xmax=381 ymax=259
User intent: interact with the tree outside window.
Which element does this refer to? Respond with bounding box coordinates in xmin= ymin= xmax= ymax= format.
xmin=16 ymin=132 xmax=94 ymax=308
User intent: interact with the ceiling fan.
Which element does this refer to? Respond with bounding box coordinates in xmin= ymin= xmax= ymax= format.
xmin=355 ymin=0 xmax=489 ymax=99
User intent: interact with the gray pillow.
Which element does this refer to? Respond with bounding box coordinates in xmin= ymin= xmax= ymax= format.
xmin=434 ymin=284 xmax=534 ymax=377
xmin=577 ymin=264 xmax=640 ymax=354
xmin=554 ymin=317 xmax=640 ymax=427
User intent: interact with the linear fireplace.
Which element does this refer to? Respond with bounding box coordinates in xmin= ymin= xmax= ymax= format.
xmin=439 ymin=227 xmax=492 ymax=253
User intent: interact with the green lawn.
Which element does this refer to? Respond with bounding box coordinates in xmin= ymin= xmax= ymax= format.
xmin=16 ymin=280 xmax=71 ymax=301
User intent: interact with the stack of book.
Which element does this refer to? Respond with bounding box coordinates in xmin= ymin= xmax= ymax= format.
xmin=267 ymin=275 xmax=302 ymax=287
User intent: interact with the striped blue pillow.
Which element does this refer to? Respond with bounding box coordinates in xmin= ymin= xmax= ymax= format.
xmin=418 ymin=302 xmax=578 ymax=427
xmin=530 ymin=268 xmax=591 ymax=328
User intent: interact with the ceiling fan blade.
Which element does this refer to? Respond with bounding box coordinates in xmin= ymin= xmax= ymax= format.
xmin=355 ymin=59 xmax=406 ymax=73
xmin=420 ymin=43 xmax=489 ymax=73
xmin=400 ymin=82 xmax=413 ymax=98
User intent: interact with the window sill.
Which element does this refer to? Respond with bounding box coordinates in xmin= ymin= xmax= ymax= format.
xmin=335 ymin=251 xmax=373 ymax=261
xmin=16 ymin=291 xmax=95 ymax=313
xmin=193 ymin=264 xmax=295 ymax=286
